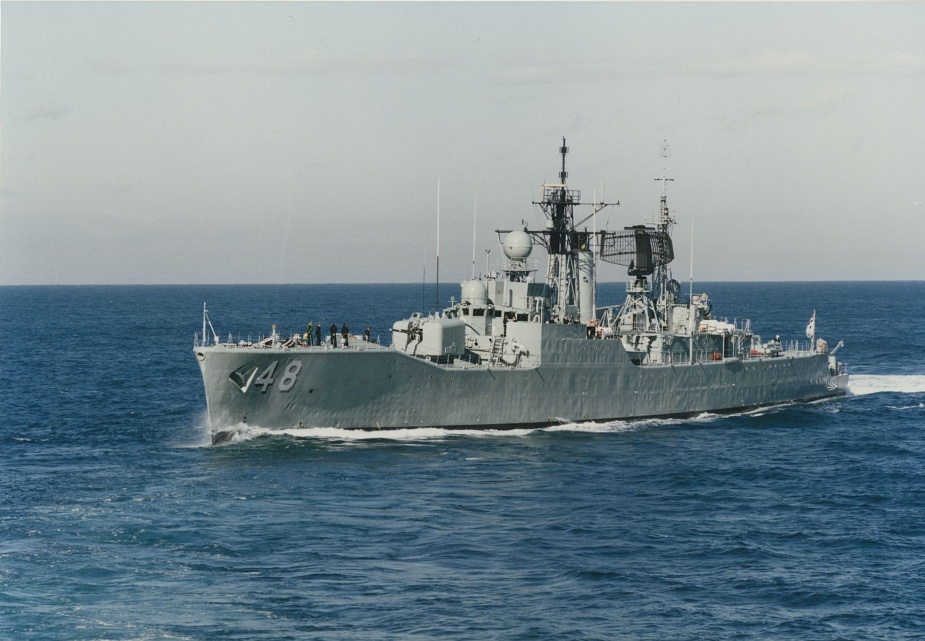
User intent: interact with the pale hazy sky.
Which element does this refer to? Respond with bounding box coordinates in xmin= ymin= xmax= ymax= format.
xmin=2 ymin=2 xmax=924 ymax=285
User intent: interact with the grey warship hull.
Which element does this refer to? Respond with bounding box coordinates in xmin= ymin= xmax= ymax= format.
xmin=195 ymin=324 xmax=847 ymax=435
xmin=194 ymin=138 xmax=848 ymax=441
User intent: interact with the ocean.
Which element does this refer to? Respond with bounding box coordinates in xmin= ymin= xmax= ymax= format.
xmin=2 ymin=281 xmax=924 ymax=640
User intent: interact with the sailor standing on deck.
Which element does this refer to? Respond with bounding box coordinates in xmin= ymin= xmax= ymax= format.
xmin=306 ymin=321 xmax=314 ymax=346
xmin=341 ymin=323 xmax=349 ymax=348
xmin=330 ymin=322 xmax=337 ymax=347
xmin=315 ymin=323 xmax=321 ymax=347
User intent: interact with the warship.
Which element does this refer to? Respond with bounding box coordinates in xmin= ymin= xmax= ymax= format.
xmin=194 ymin=140 xmax=848 ymax=442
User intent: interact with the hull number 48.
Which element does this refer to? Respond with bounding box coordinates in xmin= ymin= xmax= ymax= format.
xmin=253 ymin=360 xmax=303 ymax=393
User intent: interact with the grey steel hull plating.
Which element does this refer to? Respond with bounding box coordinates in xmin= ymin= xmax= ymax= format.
xmin=195 ymin=325 xmax=847 ymax=437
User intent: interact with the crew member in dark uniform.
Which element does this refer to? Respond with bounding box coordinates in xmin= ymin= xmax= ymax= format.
xmin=341 ymin=323 xmax=349 ymax=348
xmin=315 ymin=323 xmax=321 ymax=347
xmin=364 ymin=326 xmax=371 ymax=342
xmin=330 ymin=322 xmax=337 ymax=347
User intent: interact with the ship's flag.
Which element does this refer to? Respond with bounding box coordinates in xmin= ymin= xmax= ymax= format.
xmin=805 ymin=310 xmax=816 ymax=339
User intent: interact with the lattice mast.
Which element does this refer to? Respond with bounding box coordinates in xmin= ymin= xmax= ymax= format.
xmin=504 ymin=139 xmax=617 ymax=323
xmin=533 ymin=138 xmax=584 ymax=322
xmin=653 ymin=141 xmax=678 ymax=316
xmin=597 ymin=141 xmax=677 ymax=334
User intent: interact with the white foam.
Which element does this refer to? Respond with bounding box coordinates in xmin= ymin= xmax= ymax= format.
xmin=174 ymin=410 xmax=215 ymax=448
xmin=279 ymin=425 xmax=541 ymax=441
xmin=208 ymin=423 xmax=538 ymax=445
xmin=206 ymin=419 xmax=673 ymax=445
xmin=210 ymin=414 xmax=729 ymax=445
xmin=847 ymin=374 xmax=925 ymax=396
xmin=207 ymin=392 xmax=898 ymax=446
xmin=887 ymin=403 xmax=925 ymax=411
xmin=544 ymin=414 xmax=717 ymax=433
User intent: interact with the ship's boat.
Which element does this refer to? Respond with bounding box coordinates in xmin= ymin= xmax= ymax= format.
xmin=194 ymin=139 xmax=848 ymax=443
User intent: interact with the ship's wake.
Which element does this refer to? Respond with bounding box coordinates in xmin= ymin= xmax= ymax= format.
xmin=205 ymin=413 xmax=735 ymax=446
xmin=544 ymin=412 xmax=725 ymax=433
xmin=847 ymin=374 xmax=925 ymax=397
xmin=208 ymin=423 xmax=540 ymax=445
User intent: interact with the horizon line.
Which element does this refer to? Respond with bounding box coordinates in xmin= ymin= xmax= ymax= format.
xmin=2 ymin=278 xmax=923 ymax=288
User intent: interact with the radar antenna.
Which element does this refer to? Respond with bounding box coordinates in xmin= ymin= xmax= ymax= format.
xmin=599 ymin=140 xmax=676 ymax=275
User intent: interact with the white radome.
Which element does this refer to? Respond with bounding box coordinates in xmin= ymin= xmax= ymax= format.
xmin=502 ymin=230 xmax=533 ymax=260
xmin=461 ymin=279 xmax=488 ymax=305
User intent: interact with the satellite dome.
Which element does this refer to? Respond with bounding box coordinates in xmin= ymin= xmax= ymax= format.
xmin=502 ymin=230 xmax=533 ymax=260
xmin=461 ymin=279 xmax=488 ymax=305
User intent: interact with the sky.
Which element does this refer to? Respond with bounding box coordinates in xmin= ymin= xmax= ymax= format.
xmin=2 ymin=1 xmax=924 ymax=285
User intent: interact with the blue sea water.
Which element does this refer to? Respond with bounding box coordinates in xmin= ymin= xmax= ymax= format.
xmin=2 ymin=281 xmax=924 ymax=640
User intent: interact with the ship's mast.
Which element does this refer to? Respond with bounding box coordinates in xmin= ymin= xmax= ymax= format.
xmin=435 ymin=179 xmax=441 ymax=314
xmin=533 ymin=138 xmax=585 ymax=322
xmin=654 ymin=141 xmax=677 ymax=314
xmin=500 ymin=139 xmax=616 ymax=324
xmin=597 ymin=141 xmax=677 ymax=336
